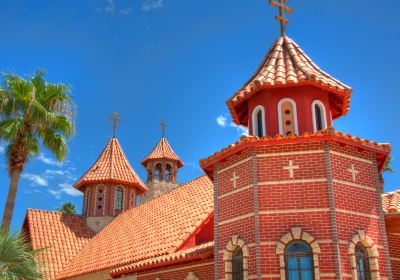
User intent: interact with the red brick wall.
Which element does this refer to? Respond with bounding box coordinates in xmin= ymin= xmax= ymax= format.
xmin=388 ymin=232 xmax=400 ymax=279
xmin=214 ymin=139 xmax=392 ymax=279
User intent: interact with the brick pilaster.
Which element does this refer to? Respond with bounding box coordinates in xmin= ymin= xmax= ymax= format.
xmin=372 ymin=154 xmax=394 ymax=280
xmin=252 ymin=149 xmax=262 ymax=279
xmin=214 ymin=163 xmax=219 ymax=280
xmin=323 ymin=143 xmax=342 ymax=279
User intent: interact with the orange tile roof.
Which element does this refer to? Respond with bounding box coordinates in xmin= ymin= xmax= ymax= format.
xmin=200 ymin=128 xmax=391 ymax=176
xmin=142 ymin=137 xmax=184 ymax=167
xmin=23 ymin=209 xmax=95 ymax=280
xmin=58 ymin=175 xmax=213 ymax=279
xmin=382 ymin=190 xmax=400 ymax=213
xmin=74 ymin=138 xmax=147 ymax=192
xmin=227 ymin=36 xmax=352 ymax=125
xmin=110 ymin=241 xmax=214 ymax=277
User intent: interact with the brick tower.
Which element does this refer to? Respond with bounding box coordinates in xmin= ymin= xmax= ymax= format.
xmin=74 ymin=137 xmax=148 ymax=233
xmin=201 ymin=35 xmax=393 ymax=280
xmin=139 ymin=136 xmax=184 ymax=204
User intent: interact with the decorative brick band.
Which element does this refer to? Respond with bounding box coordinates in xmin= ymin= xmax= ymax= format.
xmin=275 ymin=227 xmax=321 ymax=280
xmin=223 ymin=235 xmax=249 ymax=280
xmin=348 ymin=230 xmax=380 ymax=280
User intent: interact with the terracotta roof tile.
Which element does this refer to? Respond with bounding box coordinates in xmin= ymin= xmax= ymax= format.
xmin=23 ymin=209 xmax=95 ymax=280
xmin=142 ymin=137 xmax=184 ymax=167
xmin=227 ymin=36 xmax=352 ymax=125
xmin=110 ymin=241 xmax=214 ymax=277
xmin=74 ymin=138 xmax=147 ymax=192
xmin=382 ymin=190 xmax=400 ymax=213
xmin=200 ymin=128 xmax=391 ymax=175
xmin=58 ymin=175 xmax=213 ymax=279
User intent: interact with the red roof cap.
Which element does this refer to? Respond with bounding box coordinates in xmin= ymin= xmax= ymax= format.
xmin=74 ymin=138 xmax=147 ymax=192
xmin=142 ymin=137 xmax=184 ymax=167
xmin=23 ymin=209 xmax=95 ymax=280
xmin=227 ymin=36 xmax=352 ymax=125
xmin=382 ymin=190 xmax=400 ymax=213
xmin=58 ymin=175 xmax=213 ymax=279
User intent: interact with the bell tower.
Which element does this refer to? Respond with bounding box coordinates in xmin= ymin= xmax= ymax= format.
xmin=74 ymin=114 xmax=148 ymax=233
xmin=139 ymin=122 xmax=184 ymax=204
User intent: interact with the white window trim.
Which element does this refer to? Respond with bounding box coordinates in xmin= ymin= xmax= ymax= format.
xmin=311 ymin=100 xmax=328 ymax=132
xmin=252 ymin=105 xmax=266 ymax=137
xmin=277 ymin=98 xmax=299 ymax=135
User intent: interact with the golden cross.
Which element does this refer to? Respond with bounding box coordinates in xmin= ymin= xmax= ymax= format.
xmin=160 ymin=120 xmax=168 ymax=138
xmin=269 ymin=0 xmax=294 ymax=36
xmin=109 ymin=112 xmax=122 ymax=138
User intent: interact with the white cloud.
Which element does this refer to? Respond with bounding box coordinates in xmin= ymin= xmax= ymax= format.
xmin=48 ymin=183 xmax=82 ymax=199
xmin=37 ymin=153 xmax=61 ymax=166
xmin=21 ymin=173 xmax=48 ymax=187
xmin=120 ymin=7 xmax=132 ymax=15
xmin=216 ymin=115 xmax=227 ymax=128
xmin=59 ymin=183 xmax=82 ymax=197
xmin=141 ymin=0 xmax=164 ymax=11
xmin=45 ymin=169 xmax=65 ymax=176
xmin=230 ymin=122 xmax=249 ymax=136
xmin=96 ymin=0 xmax=115 ymax=13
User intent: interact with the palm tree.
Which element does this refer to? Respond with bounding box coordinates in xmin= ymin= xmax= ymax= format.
xmin=0 ymin=70 xmax=75 ymax=230
xmin=56 ymin=202 xmax=77 ymax=214
xmin=384 ymin=156 xmax=396 ymax=174
xmin=0 ymin=230 xmax=43 ymax=279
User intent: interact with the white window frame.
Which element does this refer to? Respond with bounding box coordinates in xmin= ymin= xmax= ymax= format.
xmin=252 ymin=105 xmax=266 ymax=137
xmin=311 ymin=100 xmax=328 ymax=133
xmin=277 ymin=98 xmax=299 ymax=135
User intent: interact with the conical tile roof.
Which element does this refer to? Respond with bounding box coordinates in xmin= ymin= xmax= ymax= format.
xmin=142 ymin=137 xmax=184 ymax=167
xmin=227 ymin=36 xmax=352 ymax=125
xmin=74 ymin=138 xmax=147 ymax=192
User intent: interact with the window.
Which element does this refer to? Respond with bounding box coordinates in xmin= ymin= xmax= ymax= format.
xmin=285 ymin=242 xmax=314 ymax=280
xmin=154 ymin=163 xmax=163 ymax=181
xmin=96 ymin=186 xmax=104 ymax=214
xmin=278 ymin=98 xmax=299 ymax=136
xmin=311 ymin=100 xmax=327 ymax=132
xmin=115 ymin=187 xmax=124 ymax=211
xmin=252 ymin=105 xmax=266 ymax=137
xmin=165 ymin=163 xmax=172 ymax=182
xmin=356 ymin=243 xmax=371 ymax=280
xmin=232 ymin=247 xmax=244 ymax=280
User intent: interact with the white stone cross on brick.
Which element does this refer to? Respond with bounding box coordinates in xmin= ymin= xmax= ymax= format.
xmin=348 ymin=164 xmax=359 ymax=182
xmin=283 ymin=160 xmax=299 ymax=178
xmin=230 ymin=171 xmax=240 ymax=189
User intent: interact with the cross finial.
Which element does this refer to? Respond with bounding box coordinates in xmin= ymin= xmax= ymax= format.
xmin=269 ymin=0 xmax=294 ymax=36
xmin=108 ymin=112 xmax=122 ymax=138
xmin=160 ymin=120 xmax=168 ymax=138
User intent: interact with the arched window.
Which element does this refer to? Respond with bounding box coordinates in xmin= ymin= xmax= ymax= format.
xmin=115 ymin=187 xmax=124 ymax=211
xmin=278 ymin=98 xmax=299 ymax=136
xmin=311 ymin=100 xmax=327 ymax=132
xmin=285 ymin=241 xmax=314 ymax=280
xmin=252 ymin=105 xmax=266 ymax=137
xmin=232 ymin=247 xmax=244 ymax=280
xmin=83 ymin=189 xmax=90 ymax=216
xmin=154 ymin=163 xmax=163 ymax=181
xmin=165 ymin=163 xmax=172 ymax=182
xmin=355 ymin=243 xmax=371 ymax=280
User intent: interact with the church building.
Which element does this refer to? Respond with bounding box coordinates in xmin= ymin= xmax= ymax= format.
xmin=22 ymin=2 xmax=400 ymax=280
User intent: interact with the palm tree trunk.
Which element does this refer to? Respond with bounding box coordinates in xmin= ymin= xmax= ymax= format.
xmin=1 ymin=170 xmax=22 ymax=231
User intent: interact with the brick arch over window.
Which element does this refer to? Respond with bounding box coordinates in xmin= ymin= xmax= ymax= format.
xmin=348 ymin=230 xmax=380 ymax=280
xmin=184 ymin=272 xmax=199 ymax=280
xmin=223 ymin=235 xmax=249 ymax=280
xmin=276 ymin=227 xmax=321 ymax=280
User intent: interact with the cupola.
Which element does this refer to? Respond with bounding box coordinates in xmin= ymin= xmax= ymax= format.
xmin=227 ymin=36 xmax=352 ymax=137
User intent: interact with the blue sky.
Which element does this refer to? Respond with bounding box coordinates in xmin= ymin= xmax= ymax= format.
xmin=0 ymin=0 xmax=399 ymax=230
